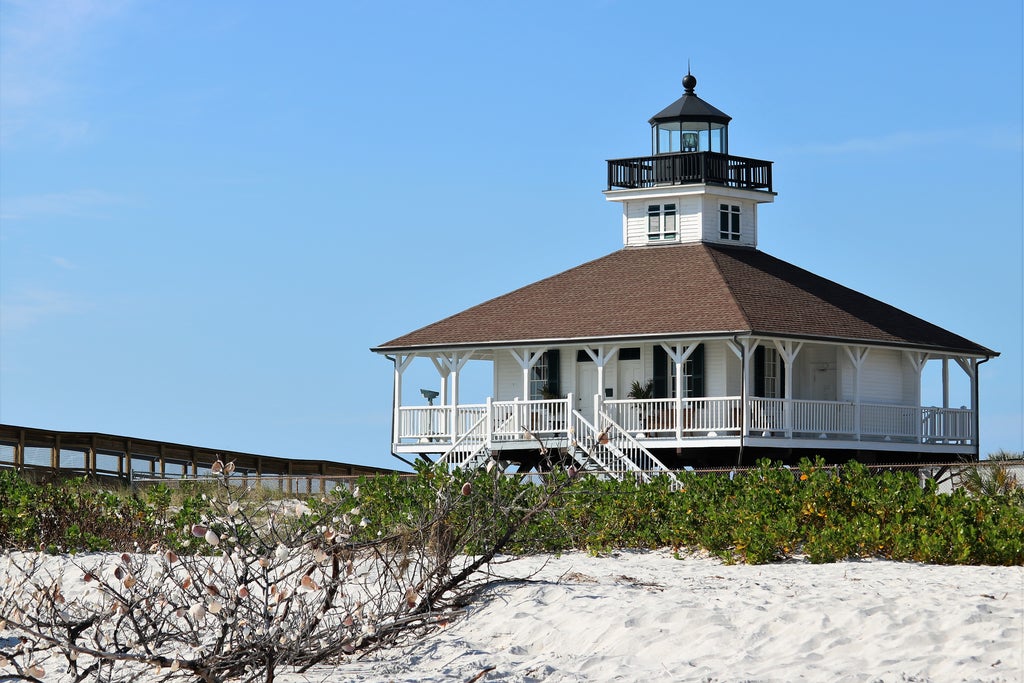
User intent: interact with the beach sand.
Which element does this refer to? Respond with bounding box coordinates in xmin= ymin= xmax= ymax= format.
xmin=3 ymin=550 xmax=1021 ymax=682
xmin=272 ymin=550 xmax=1024 ymax=683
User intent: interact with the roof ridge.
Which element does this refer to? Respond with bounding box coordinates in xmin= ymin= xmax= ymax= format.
xmin=704 ymin=244 xmax=755 ymax=331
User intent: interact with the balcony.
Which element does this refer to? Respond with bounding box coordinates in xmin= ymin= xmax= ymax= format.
xmin=607 ymin=151 xmax=773 ymax=192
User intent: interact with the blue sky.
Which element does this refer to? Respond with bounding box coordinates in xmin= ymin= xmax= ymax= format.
xmin=1 ymin=1 xmax=1021 ymax=470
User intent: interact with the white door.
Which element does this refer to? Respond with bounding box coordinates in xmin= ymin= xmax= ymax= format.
xmin=577 ymin=362 xmax=599 ymax=424
xmin=811 ymin=362 xmax=837 ymax=400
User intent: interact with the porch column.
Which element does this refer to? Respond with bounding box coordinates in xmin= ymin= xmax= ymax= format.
xmin=843 ymin=346 xmax=869 ymax=440
xmin=434 ymin=352 xmax=472 ymax=441
xmin=772 ymin=340 xmax=803 ymax=438
xmin=942 ymin=358 xmax=950 ymax=410
xmin=726 ymin=340 xmax=745 ymax=435
xmin=730 ymin=338 xmax=759 ymax=437
xmin=955 ymin=357 xmax=979 ymax=445
xmin=393 ymin=354 xmax=415 ymax=446
xmin=903 ymin=351 xmax=930 ymax=442
xmin=485 ymin=396 xmax=494 ymax=450
xmin=583 ymin=346 xmax=619 ymax=415
xmin=430 ymin=356 xmax=453 ymax=440
xmin=510 ymin=348 xmax=546 ymax=401
xmin=661 ymin=342 xmax=700 ymax=440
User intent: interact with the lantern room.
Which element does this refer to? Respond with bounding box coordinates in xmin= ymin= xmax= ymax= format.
xmin=649 ymin=72 xmax=731 ymax=155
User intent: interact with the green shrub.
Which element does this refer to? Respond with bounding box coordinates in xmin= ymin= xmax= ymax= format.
xmin=1 ymin=460 xmax=1021 ymax=565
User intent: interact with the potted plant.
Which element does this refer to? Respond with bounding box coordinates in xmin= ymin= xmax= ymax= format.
xmin=627 ymin=379 xmax=654 ymax=399
xmin=627 ymin=379 xmax=654 ymax=431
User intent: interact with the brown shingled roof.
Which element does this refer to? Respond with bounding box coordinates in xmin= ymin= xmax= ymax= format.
xmin=373 ymin=243 xmax=995 ymax=356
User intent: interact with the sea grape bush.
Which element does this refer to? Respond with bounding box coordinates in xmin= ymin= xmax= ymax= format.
xmin=320 ymin=458 xmax=1023 ymax=566
xmin=1 ymin=458 xmax=1022 ymax=566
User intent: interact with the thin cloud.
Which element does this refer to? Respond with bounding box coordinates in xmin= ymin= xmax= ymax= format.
xmin=0 ymin=288 xmax=85 ymax=333
xmin=0 ymin=0 xmax=131 ymax=146
xmin=50 ymin=256 xmax=76 ymax=270
xmin=0 ymin=189 xmax=129 ymax=221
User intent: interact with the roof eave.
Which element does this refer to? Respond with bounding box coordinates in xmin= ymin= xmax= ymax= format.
xmin=374 ymin=331 xmax=996 ymax=358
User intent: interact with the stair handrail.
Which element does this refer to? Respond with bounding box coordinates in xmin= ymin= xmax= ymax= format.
xmin=598 ymin=411 xmax=681 ymax=486
xmin=440 ymin=413 xmax=489 ymax=467
xmin=567 ymin=409 xmax=625 ymax=477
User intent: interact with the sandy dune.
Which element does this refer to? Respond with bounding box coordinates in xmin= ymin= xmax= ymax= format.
xmin=277 ymin=550 xmax=1023 ymax=682
xmin=3 ymin=550 xmax=1021 ymax=682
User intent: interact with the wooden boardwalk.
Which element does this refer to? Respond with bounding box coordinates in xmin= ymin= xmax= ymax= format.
xmin=0 ymin=424 xmax=395 ymax=493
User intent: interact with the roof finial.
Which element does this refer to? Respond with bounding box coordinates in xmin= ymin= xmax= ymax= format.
xmin=682 ymin=63 xmax=696 ymax=94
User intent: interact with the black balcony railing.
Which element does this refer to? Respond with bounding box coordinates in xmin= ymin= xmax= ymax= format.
xmin=607 ymin=152 xmax=773 ymax=192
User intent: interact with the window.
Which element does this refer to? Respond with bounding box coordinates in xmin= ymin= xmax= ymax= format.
xmin=754 ymin=346 xmax=784 ymax=398
xmin=654 ymin=344 xmax=705 ymax=398
xmin=763 ymin=348 xmax=780 ymax=398
xmin=719 ymin=204 xmax=740 ymax=241
xmin=619 ymin=347 xmax=641 ymax=361
xmin=529 ymin=350 xmax=560 ymax=399
xmin=647 ymin=204 xmax=677 ymax=241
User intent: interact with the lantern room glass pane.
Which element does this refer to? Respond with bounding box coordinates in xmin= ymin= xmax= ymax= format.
xmin=710 ymin=127 xmax=726 ymax=153
xmin=658 ymin=127 xmax=678 ymax=154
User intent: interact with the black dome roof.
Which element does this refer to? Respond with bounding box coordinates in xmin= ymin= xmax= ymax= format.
xmin=649 ymin=73 xmax=731 ymax=126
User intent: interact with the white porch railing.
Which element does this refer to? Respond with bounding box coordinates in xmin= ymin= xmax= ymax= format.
xmin=605 ymin=397 xmax=742 ymax=436
xmin=921 ymin=406 xmax=974 ymax=443
xmin=748 ymin=398 xmax=974 ymax=443
xmin=397 ymin=405 xmax=452 ymax=442
xmin=749 ymin=398 xmax=856 ymax=436
xmin=397 ymin=398 xmax=975 ymax=447
xmin=492 ymin=398 xmax=569 ymax=442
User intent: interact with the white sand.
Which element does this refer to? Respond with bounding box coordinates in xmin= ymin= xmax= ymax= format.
xmin=3 ymin=550 xmax=1022 ymax=682
xmin=279 ymin=550 xmax=1024 ymax=683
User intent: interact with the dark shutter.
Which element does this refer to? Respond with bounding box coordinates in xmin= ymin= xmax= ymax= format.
xmin=753 ymin=346 xmax=765 ymax=397
xmin=691 ymin=344 xmax=705 ymax=398
xmin=545 ymin=349 xmax=560 ymax=396
xmin=653 ymin=345 xmax=668 ymax=398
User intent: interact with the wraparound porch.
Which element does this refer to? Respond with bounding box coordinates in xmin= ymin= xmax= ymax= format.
xmin=382 ymin=337 xmax=985 ymax=471
xmin=394 ymin=395 xmax=975 ymax=457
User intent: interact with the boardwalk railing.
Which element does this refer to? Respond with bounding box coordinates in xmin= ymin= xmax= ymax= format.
xmin=0 ymin=424 xmax=393 ymax=489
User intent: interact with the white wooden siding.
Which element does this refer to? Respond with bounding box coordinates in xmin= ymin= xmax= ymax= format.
xmin=796 ymin=345 xmax=838 ymax=400
xmin=494 ymin=352 xmax=522 ymax=401
xmin=901 ymin=361 xmax=920 ymax=405
xmin=724 ymin=343 xmax=742 ymax=395
xmin=850 ymin=349 xmax=905 ymax=404
xmin=623 ymin=197 xmax=702 ymax=247
xmin=624 ymin=201 xmax=648 ymax=245
xmin=700 ymin=196 xmax=756 ymax=247
xmin=704 ymin=341 xmax=727 ymax=396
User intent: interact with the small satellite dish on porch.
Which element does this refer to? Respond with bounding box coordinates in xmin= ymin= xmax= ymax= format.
xmin=420 ymin=389 xmax=439 ymax=405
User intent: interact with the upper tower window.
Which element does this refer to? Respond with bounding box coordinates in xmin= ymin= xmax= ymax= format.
xmin=719 ymin=204 xmax=740 ymax=241
xmin=648 ymin=204 xmax=677 ymax=241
